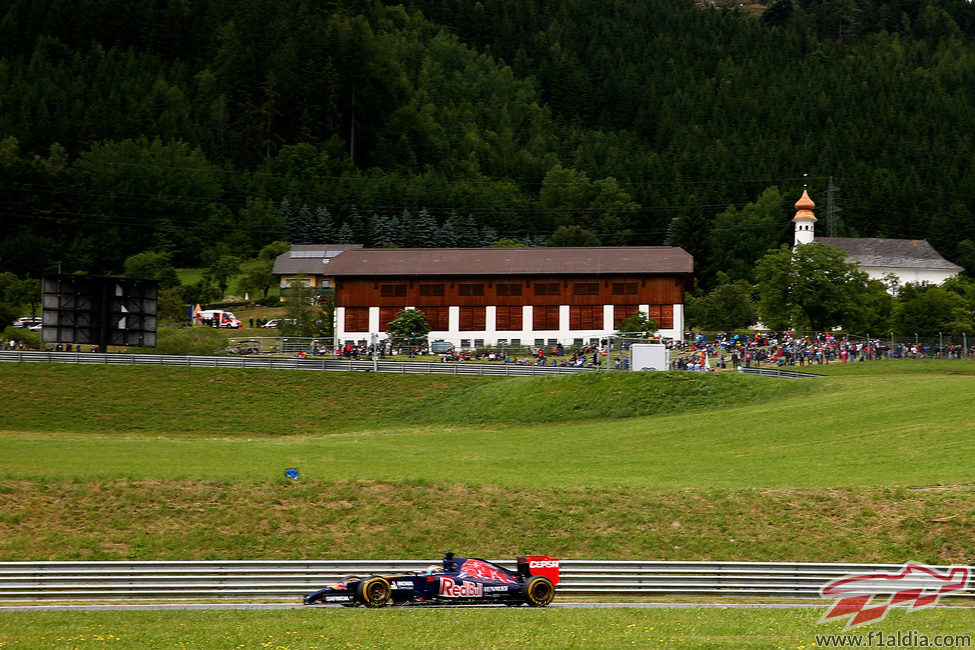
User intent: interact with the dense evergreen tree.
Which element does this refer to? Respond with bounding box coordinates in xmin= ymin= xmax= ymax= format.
xmin=459 ymin=213 xmax=479 ymax=248
xmin=705 ymin=187 xmax=792 ymax=287
xmin=436 ymin=210 xmax=459 ymax=247
xmin=478 ymin=225 xmax=498 ymax=247
xmin=2 ymin=0 xmax=975 ymax=278
xmin=280 ymin=198 xmax=296 ymax=245
xmin=336 ymin=222 xmax=355 ymax=244
xmin=292 ymin=204 xmax=314 ymax=245
xmin=312 ymin=206 xmax=336 ymax=243
xmin=411 ymin=208 xmax=438 ymax=247
xmin=369 ymin=212 xmax=395 ymax=247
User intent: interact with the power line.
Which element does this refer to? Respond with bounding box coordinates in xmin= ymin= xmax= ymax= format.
xmin=825 ymin=176 xmax=841 ymax=237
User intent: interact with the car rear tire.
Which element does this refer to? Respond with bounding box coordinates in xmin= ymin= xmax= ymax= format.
xmin=356 ymin=576 xmax=391 ymax=608
xmin=521 ymin=575 xmax=555 ymax=607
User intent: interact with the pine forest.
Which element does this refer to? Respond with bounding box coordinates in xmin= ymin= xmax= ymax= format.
xmin=3 ymin=0 xmax=975 ymax=295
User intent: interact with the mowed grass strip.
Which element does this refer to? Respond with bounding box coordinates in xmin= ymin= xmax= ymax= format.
xmin=2 ymin=360 xmax=974 ymax=565
xmin=0 ymin=364 xmax=484 ymax=436
xmin=1 ymin=363 xmax=973 ymax=488
xmin=1 ymin=480 xmax=973 ymax=563
xmin=0 ymin=363 xmax=814 ymax=435
xmin=1 ymin=607 xmax=973 ymax=649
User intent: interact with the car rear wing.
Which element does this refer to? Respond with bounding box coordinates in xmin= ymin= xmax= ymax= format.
xmin=517 ymin=555 xmax=560 ymax=586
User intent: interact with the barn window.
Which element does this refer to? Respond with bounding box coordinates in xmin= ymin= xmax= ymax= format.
xmin=612 ymin=282 xmax=638 ymax=295
xmin=573 ymin=282 xmax=599 ymax=295
xmin=534 ymin=282 xmax=560 ymax=296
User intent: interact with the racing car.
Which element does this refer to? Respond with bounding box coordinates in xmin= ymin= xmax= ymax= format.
xmin=303 ymin=552 xmax=560 ymax=608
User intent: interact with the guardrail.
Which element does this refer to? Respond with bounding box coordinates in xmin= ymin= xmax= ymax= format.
xmin=1 ymin=560 xmax=971 ymax=602
xmin=0 ymin=351 xmax=592 ymax=376
xmin=737 ymin=367 xmax=826 ymax=379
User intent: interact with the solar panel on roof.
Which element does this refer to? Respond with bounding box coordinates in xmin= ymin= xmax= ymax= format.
xmin=291 ymin=250 xmax=326 ymax=258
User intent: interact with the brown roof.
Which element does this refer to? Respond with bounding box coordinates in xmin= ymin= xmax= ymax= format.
xmin=326 ymin=247 xmax=694 ymax=277
xmin=817 ymin=238 xmax=962 ymax=271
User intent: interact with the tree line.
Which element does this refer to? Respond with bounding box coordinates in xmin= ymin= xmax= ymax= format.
xmin=687 ymin=240 xmax=975 ymax=338
xmin=3 ymin=0 xmax=975 ymax=293
xmin=3 ymin=243 xmax=974 ymax=344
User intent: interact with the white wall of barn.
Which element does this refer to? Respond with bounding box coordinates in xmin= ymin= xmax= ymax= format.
xmin=335 ymin=304 xmax=684 ymax=348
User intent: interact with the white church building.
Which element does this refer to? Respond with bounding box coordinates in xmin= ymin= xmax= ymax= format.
xmin=792 ymin=189 xmax=961 ymax=286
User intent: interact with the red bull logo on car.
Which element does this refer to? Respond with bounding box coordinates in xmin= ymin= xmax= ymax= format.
xmin=439 ymin=578 xmax=483 ymax=598
xmin=458 ymin=559 xmax=518 ymax=584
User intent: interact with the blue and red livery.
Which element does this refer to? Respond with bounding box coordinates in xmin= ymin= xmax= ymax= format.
xmin=303 ymin=552 xmax=560 ymax=607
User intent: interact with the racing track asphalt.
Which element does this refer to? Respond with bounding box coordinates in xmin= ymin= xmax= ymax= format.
xmin=0 ymin=602 xmax=837 ymax=612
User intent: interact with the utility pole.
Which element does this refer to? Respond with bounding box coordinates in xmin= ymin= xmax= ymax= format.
xmin=826 ymin=177 xmax=841 ymax=237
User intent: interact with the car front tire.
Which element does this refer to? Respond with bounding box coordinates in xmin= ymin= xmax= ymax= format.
xmin=356 ymin=576 xmax=391 ymax=608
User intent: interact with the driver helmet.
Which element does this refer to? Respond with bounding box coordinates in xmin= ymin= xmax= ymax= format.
xmin=425 ymin=564 xmax=441 ymax=575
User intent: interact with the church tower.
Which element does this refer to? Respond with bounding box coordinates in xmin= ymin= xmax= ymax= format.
xmin=792 ymin=188 xmax=817 ymax=246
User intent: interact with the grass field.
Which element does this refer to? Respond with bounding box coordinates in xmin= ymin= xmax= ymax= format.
xmin=2 ymin=362 xmax=972 ymax=489
xmin=1 ymin=359 xmax=973 ymax=646
xmin=1 ymin=606 xmax=973 ymax=649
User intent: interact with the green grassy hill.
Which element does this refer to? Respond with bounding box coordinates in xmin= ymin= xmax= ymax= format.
xmin=0 ymin=363 xmax=816 ymax=435
xmin=1 ymin=360 xmax=973 ymax=563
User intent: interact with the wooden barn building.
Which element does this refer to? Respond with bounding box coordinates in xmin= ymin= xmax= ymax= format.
xmin=325 ymin=246 xmax=694 ymax=349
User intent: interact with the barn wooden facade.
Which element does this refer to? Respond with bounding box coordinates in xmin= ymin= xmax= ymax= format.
xmin=326 ymin=247 xmax=693 ymax=348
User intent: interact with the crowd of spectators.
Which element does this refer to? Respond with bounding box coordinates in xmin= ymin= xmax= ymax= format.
xmin=8 ymin=326 xmax=975 ymax=369
xmin=670 ymin=331 xmax=975 ymax=372
xmin=309 ymin=339 xmax=618 ymax=367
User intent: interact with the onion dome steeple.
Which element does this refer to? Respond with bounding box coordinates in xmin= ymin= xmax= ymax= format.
xmin=792 ymin=188 xmax=817 ymax=246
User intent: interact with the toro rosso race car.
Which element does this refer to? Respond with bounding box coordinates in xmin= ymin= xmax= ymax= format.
xmin=303 ymin=553 xmax=560 ymax=608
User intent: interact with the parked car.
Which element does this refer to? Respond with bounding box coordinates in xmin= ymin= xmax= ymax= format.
xmin=227 ymin=339 xmax=263 ymax=354
xmin=303 ymin=552 xmax=559 ymax=608
xmin=12 ymin=317 xmax=42 ymax=329
xmin=262 ymin=318 xmax=296 ymax=329
xmin=430 ymin=340 xmax=454 ymax=354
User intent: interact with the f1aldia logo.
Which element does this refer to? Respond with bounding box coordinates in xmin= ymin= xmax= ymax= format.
xmin=819 ymin=562 xmax=970 ymax=630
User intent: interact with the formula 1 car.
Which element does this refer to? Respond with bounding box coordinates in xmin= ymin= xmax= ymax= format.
xmin=303 ymin=553 xmax=560 ymax=608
